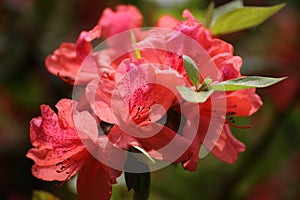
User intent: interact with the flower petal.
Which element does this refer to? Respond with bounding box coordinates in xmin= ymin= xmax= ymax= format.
xmin=112 ymin=59 xmax=184 ymax=126
xmin=210 ymin=124 xmax=246 ymax=164
xmin=138 ymin=124 xmax=194 ymax=164
xmin=56 ymin=98 xmax=76 ymax=128
xmin=86 ymin=71 xmax=117 ymax=124
xmin=220 ymin=56 xmax=242 ymax=80
xmin=108 ymin=125 xmax=140 ymax=150
xmin=226 ymin=88 xmax=263 ymax=116
xmin=26 ymin=99 xmax=85 ymax=166
xmin=99 ymin=5 xmax=143 ymax=38
xmin=45 ymin=42 xmax=80 ymax=84
xmin=77 ymin=155 xmax=121 ymax=200
xmin=45 ymin=24 xmax=101 ymax=85
xmin=30 ymin=153 xmax=86 ymax=182
xmin=31 ymin=164 xmax=77 ymax=182
xmin=156 ymin=15 xmax=178 ymax=29
xmin=108 ymin=123 xmax=194 ymax=168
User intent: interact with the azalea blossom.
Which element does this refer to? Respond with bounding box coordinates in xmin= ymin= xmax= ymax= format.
xmin=25 ymin=3 xmax=282 ymax=200
xmin=26 ymin=99 xmax=121 ymax=200
xmin=173 ymin=10 xmax=262 ymax=164
xmin=86 ymin=58 xmax=196 ymax=171
xmin=45 ymin=5 xmax=143 ymax=85
xmin=131 ymin=9 xmax=263 ymax=166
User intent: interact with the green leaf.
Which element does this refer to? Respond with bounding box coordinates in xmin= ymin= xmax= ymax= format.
xmin=205 ymin=1 xmax=215 ymax=28
xmin=182 ymin=55 xmax=200 ymax=89
xmin=210 ymin=0 xmax=243 ymax=29
xmin=32 ymin=190 xmax=59 ymax=200
xmin=177 ymin=86 xmax=213 ymax=103
xmin=130 ymin=30 xmax=141 ymax=59
xmin=211 ymin=3 xmax=285 ymax=35
xmin=198 ymin=77 xmax=212 ymax=91
xmin=211 ymin=76 xmax=287 ymax=91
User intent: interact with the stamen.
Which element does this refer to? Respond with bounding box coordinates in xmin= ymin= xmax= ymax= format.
xmin=229 ymin=124 xmax=251 ymax=129
xmin=54 ymin=150 xmax=89 ymax=187
xmin=225 ymin=118 xmax=251 ymax=129
xmin=130 ymin=100 xmax=157 ymax=123
xmin=55 ymin=167 xmax=77 ymax=187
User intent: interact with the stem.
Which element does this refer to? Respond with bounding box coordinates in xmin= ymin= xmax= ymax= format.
xmin=124 ymin=152 xmax=151 ymax=200
xmin=133 ymin=172 xmax=150 ymax=200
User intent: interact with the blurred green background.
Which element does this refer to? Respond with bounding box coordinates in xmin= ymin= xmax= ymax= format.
xmin=0 ymin=0 xmax=299 ymax=199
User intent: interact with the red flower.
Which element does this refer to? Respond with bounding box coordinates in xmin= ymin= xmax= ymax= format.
xmin=181 ymin=88 xmax=262 ymax=167
xmin=134 ymin=10 xmax=262 ymax=166
xmin=156 ymin=15 xmax=178 ymax=29
xmin=174 ymin=10 xmax=262 ymax=164
xmin=26 ymin=99 xmax=121 ymax=200
xmin=86 ymin=58 xmax=195 ymax=167
xmin=45 ymin=25 xmax=101 ymax=85
xmin=173 ymin=9 xmax=243 ymax=81
xmin=99 ymin=5 xmax=143 ymax=38
xmin=45 ymin=5 xmax=143 ymax=85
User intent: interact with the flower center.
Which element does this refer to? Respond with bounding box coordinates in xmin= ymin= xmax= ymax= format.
xmin=130 ymin=101 xmax=156 ymax=124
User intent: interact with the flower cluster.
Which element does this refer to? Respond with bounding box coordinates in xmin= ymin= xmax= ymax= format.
xmin=27 ymin=5 xmax=266 ymax=200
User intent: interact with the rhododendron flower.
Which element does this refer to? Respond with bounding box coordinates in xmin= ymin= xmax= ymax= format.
xmin=175 ymin=11 xmax=262 ymax=163
xmin=27 ymin=3 xmax=284 ymax=200
xmin=45 ymin=5 xmax=143 ymax=85
xmin=26 ymin=99 xmax=121 ymax=200
xmin=45 ymin=25 xmax=101 ymax=85
xmin=99 ymin=5 xmax=143 ymax=38
xmin=179 ymin=87 xmax=262 ymax=168
xmin=86 ymin=58 xmax=195 ymax=167
xmin=127 ymin=9 xmax=262 ymax=166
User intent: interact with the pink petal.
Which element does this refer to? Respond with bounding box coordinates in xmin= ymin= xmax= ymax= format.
xmin=173 ymin=9 xmax=244 ymax=83
xmin=178 ymin=109 xmax=202 ymax=171
xmin=45 ymin=42 xmax=80 ymax=84
xmin=30 ymin=152 xmax=86 ymax=182
xmin=31 ymin=164 xmax=77 ymax=182
xmin=77 ymin=155 xmax=121 ymax=200
xmin=46 ymin=24 xmax=101 ymax=85
xmin=210 ymin=124 xmax=246 ymax=164
xmin=112 ymin=59 xmax=184 ymax=125
xmin=27 ymin=99 xmax=103 ymax=182
xmin=73 ymin=110 xmax=99 ymax=143
xmin=76 ymin=25 xmax=101 ymax=61
xmin=175 ymin=9 xmax=202 ymax=41
xmin=86 ymin=71 xmax=117 ymax=124
xmin=220 ymin=56 xmax=242 ymax=80
xmin=108 ymin=125 xmax=140 ymax=150
xmin=26 ymin=99 xmax=85 ymax=166
xmin=56 ymin=98 xmax=76 ymax=128
xmin=156 ymin=15 xmax=178 ymax=29
xmin=138 ymin=124 xmax=194 ymax=164
xmin=108 ymin=123 xmax=194 ymax=168
xmin=99 ymin=5 xmax=143 ymax=38
xmin=226 ymin=89 xmax=263 ymax=116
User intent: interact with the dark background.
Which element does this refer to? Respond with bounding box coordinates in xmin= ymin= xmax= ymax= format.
xmin=0 ymin=0 xmax=299 ymax=199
